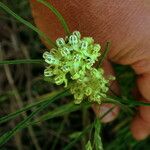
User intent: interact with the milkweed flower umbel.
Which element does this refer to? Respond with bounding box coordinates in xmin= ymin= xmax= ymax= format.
xmin=43 ymin=31 xmax=115 ymax=104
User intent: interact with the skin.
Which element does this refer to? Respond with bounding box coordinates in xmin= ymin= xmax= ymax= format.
xmin=30 ymin=0 xmax=150 ymax=140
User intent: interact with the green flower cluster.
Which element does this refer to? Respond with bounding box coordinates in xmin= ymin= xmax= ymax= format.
xmin=43 ymin=31 xmax=114 ymax=104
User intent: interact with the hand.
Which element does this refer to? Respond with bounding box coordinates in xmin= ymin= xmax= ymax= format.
xmin=30 ymin=0 xmax=150 ymax=140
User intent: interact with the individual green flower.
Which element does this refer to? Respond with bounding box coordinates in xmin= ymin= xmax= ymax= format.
xmin=43 ymin=31 xmax=115 ymax=104
xmin=44 ymin=67 xmax=53 ymax=77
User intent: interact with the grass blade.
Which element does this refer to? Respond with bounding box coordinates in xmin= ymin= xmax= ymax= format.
xmin=98 ymin=42 xmax=111 ymax=66
xmin=121 ymin=99 xmax=150 ymax=106
xmin=0 ymin=89 xmax=68 ymax=147
xmin=103 ymin=96 xmax=133 ymax=114
xmin=26 ymin=102 xmax=91 ymax=127
xmin=37 ymin=0 xmax=70 ymax=35
xmin=11 ymin=102 xmax=90 ymax=129
xmin=94 ymin=118 xmax=103 ymax=150
xmin=0 ymin=2 xmax=56 ymax=48
xmin=0 ymin=90 xmax=67 ymax=124
xmin=0 ymin=59 xmax=43 ymax=65
xmin=106 ymin=96 xmax=150 ymax=107
xmin=85 ymin=140 xmax=93 ymax=150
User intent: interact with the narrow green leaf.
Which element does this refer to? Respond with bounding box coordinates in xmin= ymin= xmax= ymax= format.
xmin=103 ymin=96 xmax=133 ymax=114
xmin=69 ymin=132 xmax=82 ymax=139
xmin=37 ymin=0 xmax=70 ymax=35
xmin=0 ymin=99 xmax=43 ymax=124
xmin=105 ymin=96 xmax=150 ymax=106
xmin=36 ymin=102 xmax=79 ymax=122
xmin=85 ymin=140 xmax=93 ymax=150
xmin=0 ymin=102 xmax=89 ymax=140
xmin=0 ymin=2 xmax=56 ymax=48
xmin=19 ymin=102 xmax=90 ymax=129
xmin=0 ymin=89 xmax=68 ymax=147
xmin=121 ymin=99 xmax=150 ymax=106
xmin=34 ymin=102 xmax=90 ymax=123
xmin=94 ymin=118 xmax=103 ymax=150
xmin=0 ymin=90 xmax=69 ymax=124
xmin=98 ymin=42 xmax=111 ymax=66
xmin=0 ymin=59 xmax=43 ymax=65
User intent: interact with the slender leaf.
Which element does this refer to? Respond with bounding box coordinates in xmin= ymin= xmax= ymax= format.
xmin=19 ymin=102 xmax=90 ymax=129
xmin=0 ymin=89 xmax=68 ymax=147
xmin=106 ymin=96 xmax=150 ymax=106
xmin=98 ymin=42 xmax=111 ymax=66
xmin=34 ymin=102 xmax=90 ymax=123
xmin=0 ymin=102 xmax=88 ymax=139
xmin=85 ymin=140 xmax=93 ymax=150
xmin=0 ymin=90 xmax=69 ymax=124
xmin=94 ymin=118 xmax=103 ymax=150
xmin=0 ymin=59 xmax=43 ymax=65
xmin=0 ymin=2 xmax=56 ymax=47
xmin=103 ymin=96 xmax=133 ymax=114
xmin=37 ymin=0 xmax=70 ymax=35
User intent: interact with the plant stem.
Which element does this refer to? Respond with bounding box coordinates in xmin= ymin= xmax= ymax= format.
xmin=37 ymin=0 xmax=70 ymax=35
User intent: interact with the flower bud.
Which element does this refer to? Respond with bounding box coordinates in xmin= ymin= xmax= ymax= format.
xmin=69 ymin=35 xmax=78 ymax=45
xmin=61 ymin=65 xmax=69 ymax=72
xmin=43 ymin=51 xmax=50 ymax=59
xmin=80 ymin=41 xmax=88 ymax=50
xmin=60 ymin=47 xmax=70 ymax=56
xmin=93 ymin=44 xmax=101 ymax=52
xmin=73 ymin=31 xmax=81 ymax=39
xmin=74 ymin=93 xmax=84 ymax=104
xmin=44 ymin=68 xmax=53 ymax=77
xmin=85 ymin=87 xmax=92 ymax=96
xmin=56 ymin=38 xmax=65 ymax=47
xmin=54 ymin=75 xmax=64 ymax=85
xmin=73 ymin=54 xmax=81 ymax=62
